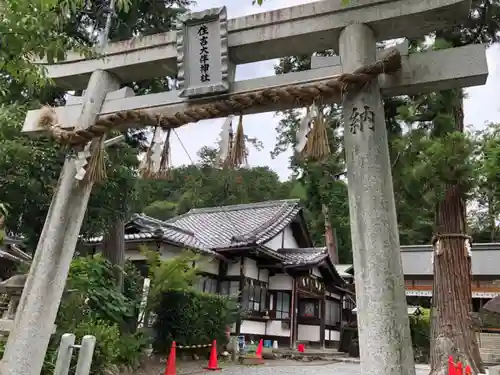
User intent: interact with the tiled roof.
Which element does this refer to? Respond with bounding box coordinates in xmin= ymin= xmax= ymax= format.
xmin=167 ymin=199 xmax=302 ymax=249
xmin=86 ymin=214 xmax=215 ymax=256
xmin=335 ymin=264 xmax=354 ymax=278
xmin=84 ymin=200 xmax=312 ymax=264
xmin=0 ymin=238 xmax=31 ymax=265
xmin=278 ymin=247 xmax=328 ymax=266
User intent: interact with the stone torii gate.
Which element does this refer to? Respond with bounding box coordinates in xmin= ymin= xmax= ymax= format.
xmin=1 ymin=1 xmax=488 ymax=375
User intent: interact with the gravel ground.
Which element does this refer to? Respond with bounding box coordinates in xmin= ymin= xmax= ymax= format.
xmin=214 ymin=362 xmax=430 ymax=375
xmin=131 ymin=358 xmax=432 ymax=375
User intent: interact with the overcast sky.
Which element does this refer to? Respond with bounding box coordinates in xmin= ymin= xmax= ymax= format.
xmin=170 ymin=0 xmax=500 ymax=181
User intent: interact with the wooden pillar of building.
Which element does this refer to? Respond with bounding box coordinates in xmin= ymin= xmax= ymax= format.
xmin=320 ymin=295 xmax=326 ymax=349
xmin=290 ymin=278 xmax=297 ymax=349
xmin=236 ymin=257 xmax=245 ymax=335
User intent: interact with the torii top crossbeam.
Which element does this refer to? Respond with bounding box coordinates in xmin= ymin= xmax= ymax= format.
xmin=40 ymin=0 xmax=470 ymax=89
xmin=22 ymin=0 xmax=487 ymax=140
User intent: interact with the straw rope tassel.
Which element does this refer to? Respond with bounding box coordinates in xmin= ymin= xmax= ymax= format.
xmin=224 ymin=123 xmax=234 ymax=168
xmin=84 ymin=137 xmax=107 ymax=183
xmin=139 ymin=127 xmax=158 ymax=179
xmin=298 ymin=106 xmax=312 ymax=160
xmin=229 ymin=114 xmax=247 ymax=168
xmin=39 ymin=106 xmax=107 ymax=183
xmin=304 ymin=105 xmax=330 ymax=162
xmin=157 ymin=129 xmax=172 ymax=179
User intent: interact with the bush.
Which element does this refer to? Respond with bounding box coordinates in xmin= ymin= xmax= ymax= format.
xmin=153 ymin=289 xmax=239 ymax=353
xmin=72 ymin=319 xmax=121 ymax=375
xmin=409 ymin=308 xmax=430 ymax=363
xmin=115 ymin=331 xmax=149 ymax=369
xmin=0 ymin=256 xmax=148 ymax=375
xmin=53 ymin=256 xmax=148 ymax=374
xmin=66 ymin=255 xmax=138 ymax=327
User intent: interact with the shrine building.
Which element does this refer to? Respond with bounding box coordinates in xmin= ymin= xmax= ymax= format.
xmin=82 ymin=199 xmax=354 ymax=348
xmin=340 ymin=243 xmax=500 ymax=321
xmin=401 ymin=243 xmax=500 ymax=313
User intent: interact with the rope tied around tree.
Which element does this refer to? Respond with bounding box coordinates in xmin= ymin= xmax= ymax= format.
xmin=37 ymin=49 xmax=402 ymax=147
xmin=431 ymin=233 xmax=473 ymax=258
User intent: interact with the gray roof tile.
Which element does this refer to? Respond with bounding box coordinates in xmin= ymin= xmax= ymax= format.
xmin=167 ymin=199 xmax=301 ymax=249
xmin=278 ymin=247 xmax=328 ymax=265
xmin=84 ymin=199 xmax=317 ymax=265
xmin=86 ymin=214 xmax=216 ymax=256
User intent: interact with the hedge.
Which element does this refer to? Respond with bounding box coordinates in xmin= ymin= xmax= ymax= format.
xmin=152 ymin=289 xmax=240 ymax=353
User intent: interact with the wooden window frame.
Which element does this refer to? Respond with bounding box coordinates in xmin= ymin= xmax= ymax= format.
xmin=242 ymin=279 xmax=269 ymax=316
xmin=271 ymin=291 xmax=291 ymax=320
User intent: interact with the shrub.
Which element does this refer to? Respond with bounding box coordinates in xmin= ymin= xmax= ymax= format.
xmin=66 ymin=254 xmax=137 ymax=327
xmin=72 ymin=319 xmax=121 ymax=375
xmin=115 ymin=331 xmax=150 ymax=369
xmin=53 ymin=256 xmax=148 ymax=374
xmin=409 ymin=308 xmax=430 ymax=363
xmin=153 ymin=289 xmax=239 ymax=353
xmin=142 ymin=247 xmax=200 ymax=310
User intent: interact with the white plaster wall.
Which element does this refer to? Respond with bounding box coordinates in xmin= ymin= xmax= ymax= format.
xmin=227 ymin=260 xmax=240 ymax=276
xmin=263 ymin=231 xmax=283 ymax=251
xmin=282 ymin=226 xmax=299 ymax=248
xmin=125 ymin=246 xmax=220 ymax=277
xmin=263 ymin=225 xmax=299 ymax=251
xmin=266 ymin=320 xmax=290 ymax=337
xmin=259 ymin=268 xmax=269 ymax=282
xmin=269 ymin=274 xmax=293 ymax=290
xmin=240 ymin=320 xmax=266 ymax=335
xmin=325 ymin=329 xmax=340 ymax=341
xmin=312 ymin=268 xmax=322 ymax=278
xmin=297 ymin=324 xmax=320 ymax=342
xmin=196 ymin=256 xmax=219 ymax=275
xmin=159 ymin=244 xmax=184 ymax=260
xmin=327 ymin=292 xmax=341 ymax=300
xmin=244 ymin=258 xmax=259 ymax=279
xmin=126 ymin=250 xmax=144 ymax=261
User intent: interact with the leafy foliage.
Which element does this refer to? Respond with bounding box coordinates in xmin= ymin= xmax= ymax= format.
xmin=65 ymin=254 xmax=139 ymax=327
xmin=409 ymin=309 xmax=431 ymax=364
xmin=469 ymin=123 xmax=500 ymax=241
xmin=142 ymin=246 xmax=200 ymax=309
xmin=153 ymin=289 xmax=240 ymax=353
xmin=54 ymin=255 xmax=148 ymax=374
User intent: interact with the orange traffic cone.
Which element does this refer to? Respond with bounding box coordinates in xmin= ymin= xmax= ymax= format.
xmin=448 ymin=356 xmax=455 ymax=375
xmin=255 ymin=339 xmax=263 ymax=359
xmin=205 ymin=340 xmax=221 ymax=371
xmin=164 ymin=342 xmax=176 ymax=375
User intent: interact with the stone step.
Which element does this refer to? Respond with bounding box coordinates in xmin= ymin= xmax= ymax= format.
xmin=273 ymin=349 xmax=348 ymax=358
xmin=238 ymin=356 xmax=265 ymax=365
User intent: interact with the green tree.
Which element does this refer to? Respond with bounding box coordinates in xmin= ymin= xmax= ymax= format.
xmin=470 ymin=123 xmax=500 ymax=242
xmin=272 ymin=54 xmax=354 ymax=263
xmin=408 ymin=0 xmax=500 ymax=367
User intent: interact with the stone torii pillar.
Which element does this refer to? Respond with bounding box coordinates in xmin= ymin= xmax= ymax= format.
xmin=339 ymin=24 xmax=414 ymax=375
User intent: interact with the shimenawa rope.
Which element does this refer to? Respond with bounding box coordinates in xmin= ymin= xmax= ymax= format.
xmin=38 ymin=49 xmax=402 ymax=147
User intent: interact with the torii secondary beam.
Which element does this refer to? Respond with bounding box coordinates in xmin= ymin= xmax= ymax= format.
xmin=23 ymin=44 xmax=488 ymax=136
xmin=39 ymin=0 xmax=470 ymax=89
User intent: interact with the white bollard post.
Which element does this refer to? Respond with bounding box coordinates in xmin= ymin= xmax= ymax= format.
xmin=53 ymin=333 xmax=76 ymax=375
xmin=74 ymin=335 xmax=97 ymax=375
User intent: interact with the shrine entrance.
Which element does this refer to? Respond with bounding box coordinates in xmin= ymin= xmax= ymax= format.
xmin=4 ymin=1 xmax=488 ymax=375
xmin=293 ymin=274 xmax=341 ymax=348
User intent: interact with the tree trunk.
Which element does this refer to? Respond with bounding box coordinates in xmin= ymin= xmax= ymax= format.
xmin=102 ymin=218 xmax=125 ymax=292
xmin=322 ymin=204 xmax=338 ymax=264
xmin=488 ymin=194 xmax=496 ymax=242
xmin=430 ymin=99 xmax=484 ymax=375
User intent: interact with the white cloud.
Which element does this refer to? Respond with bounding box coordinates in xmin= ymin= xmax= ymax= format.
xmin=170 ymin=0 xmax=500 ymax=181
